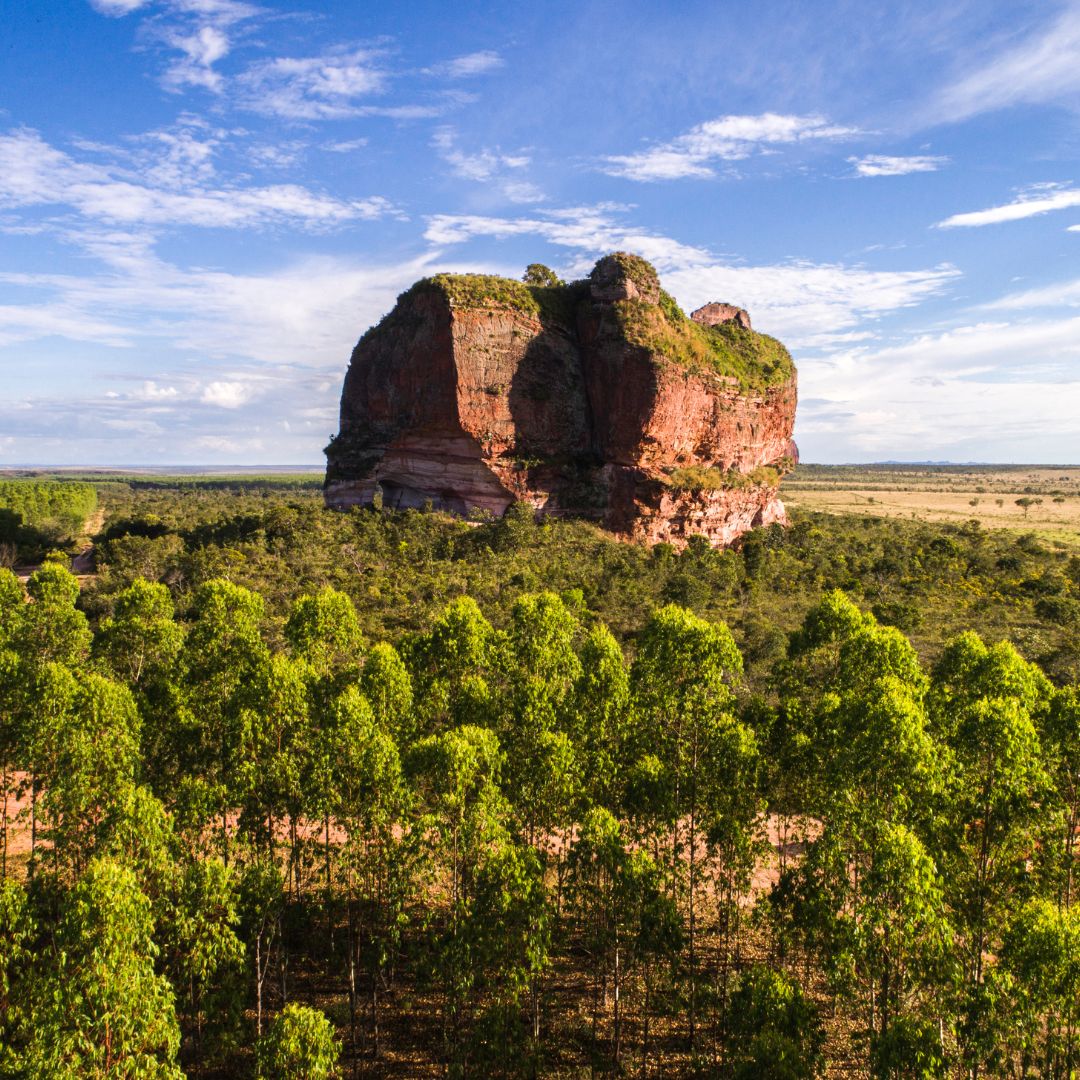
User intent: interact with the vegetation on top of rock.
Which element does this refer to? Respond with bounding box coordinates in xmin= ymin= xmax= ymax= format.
xmin=591 ymin=251 xmax=662 ymax=299
xmin=365 ymin=253 xmax=793 ymax=394
xmin=407 ymin=273 xmax=589 ymax=327
xmin=615 ymin=296 xmax=794 ymax=392
xmin=522 ymin=263 xmax=562 ymax=287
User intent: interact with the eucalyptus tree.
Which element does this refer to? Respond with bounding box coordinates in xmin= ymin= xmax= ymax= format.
xmin=405 ymin=596 xmax=498 ymax=732
xmin=567 ymin=806 xmax=681 ymax=1072
xmin=568 ymin=623 xmax=629 ymax=812
xmin=330 ymin=684 xmax=409 ymax=1062
xmin=0 ymin=649 xmax=21 ymax=880
xmin=0 ymin=567 xmax=24 ymax=649
xmin=408 ymin=724 xmax=509 ymax=1060
xmin=41 ymin=670 xmax=142 ymax=878
xmin=237 ymin=652 xmax=312 ymax=890
xmin=929 ymin=633 xmax=1053 ymax=1075
xmin=999 ymin=898 xmax=1080 ymax=1077
xmin=629 ymin=604 xmax=747 ymax=1047
xmin=724 ymin=966 xmax=825 ymax=1080
xmin=792 ymin=815 xmax=954 ymax=1077
xmin=361 ymin=641 xmax=415 ymax=745
xmin=25 ymin=857 xmax=184 ymax=1078
xmin=1045 ymin=686 xmax=1080 ymax=906
xmin=0 ymin=879 xmax=34 ymax=1070
xmin=458 ymin=838 xmax=551 ymax=1074
xmin=498 ymin=592 xmax=584 ymax=844
xmin=16 ymin=660 xmax=77 ymax=873
xmin=180 ymin=578 xmax=270 ymax=863
xmin=256 ymin=1003 xmax=340 ymax=1080
xmin=161 ymin=857 xmax=245 ymax=1074
xmin=93 ymin=579 xmax=184 ymax=789
xmin=14 ymin=561 xmax=91 ymax=669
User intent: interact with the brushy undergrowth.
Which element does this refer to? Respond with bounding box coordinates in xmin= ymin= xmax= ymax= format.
xmin=666 ymin=464 xmax=782 ymax=492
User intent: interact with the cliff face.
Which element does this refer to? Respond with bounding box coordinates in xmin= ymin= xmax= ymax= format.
xmin=325 ymin=253 xmax=797 ymax=548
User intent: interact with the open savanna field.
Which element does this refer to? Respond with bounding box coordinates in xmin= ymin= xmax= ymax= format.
xmin=785 ymin=463 xmax=1080 ymax=543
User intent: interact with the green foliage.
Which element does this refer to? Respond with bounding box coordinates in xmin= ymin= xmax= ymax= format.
xmin=522 ymin=263 xmax=561 ymax=287
xmin=284 ymin=586 xmax=364 ymax=677
xmin=725 ymin=966 xmax=825 ymax=1080
xmin=614 ymin=296 xmax=794 ymax=391
xmin=667 ymin=463 xmax=783 ymax=491
xmin=592 ymin=251 xmax=661 ymax=296
xmin=0 ymin=479 xmax=97 ymax=555
xmin=257 ymin=1003 xmax=340 ymax=1080
xmin=6 ymin=473 xmax=1080 ymax=1076
xmin=25 ymin=857 xmax=183 ymax=1078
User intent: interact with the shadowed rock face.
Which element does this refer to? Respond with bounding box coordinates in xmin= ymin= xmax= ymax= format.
xmin=325 ymin=252 xmax=797 ymax=548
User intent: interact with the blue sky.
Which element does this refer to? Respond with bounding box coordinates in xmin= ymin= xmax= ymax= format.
xmin=2 ymin=0 xmax=1080 ymax=465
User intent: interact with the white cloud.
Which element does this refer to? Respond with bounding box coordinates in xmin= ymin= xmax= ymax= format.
xmin=237 ymin=48 xmax=388 ymax=120
xmin=423 ymin=205 xmax=713 ymax=268
xmin=0 ymin=128 xmax=396 ymax=230
xmin=0 ymin=244 xmax=441 ymax=366
xmin=89 ymin=0 xmax=151 ymax=14
xmin=432 ymin=127 xmax=544 ymax=203
xmin=322 ymin=138 xmax=368 ymax=153
xmin=664 ymin=261 xmax=959 ymax=349
xmin=423 ymin=205 xmax=958 ymax=349
xmin=136 ymin=381 xmax=180 ymax=400
xmin=162 ymin=23 xmax=231 ymax=91
xmin=0 ymin=301 xmax=132 ymax=348
xmin=201 ymin=380 xmax=258 ymax=408
xmin=937 ymin=184 xmax=1080 ymax=228
xmin=602 ymin=113 xmax=858 ymax=181
xmin=426 ymin=50 xmax=504 ymax=78
xmin=247 ymin=142 xmax=305 ymax=169
xmin=935 ymin=6 xmax=1080 ymax=122
xmin=993 ymin=273 xmax=1080 ymax=310
xmin=798 ymin=315 xmax=1080 ymax=459
xmin=850 ymin=154 xmax=948 ymax=177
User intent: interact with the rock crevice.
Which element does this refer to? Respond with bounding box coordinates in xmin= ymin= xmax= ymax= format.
xmin=325 ymin=253 xmax=797 ymax=548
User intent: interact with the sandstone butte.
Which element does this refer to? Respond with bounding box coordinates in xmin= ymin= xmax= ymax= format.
xmin=324 ymin=252 xmax=798 ymax=548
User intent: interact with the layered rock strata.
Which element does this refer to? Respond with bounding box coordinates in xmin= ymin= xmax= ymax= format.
xmin=325 ymin=253 xmax=797 ymax=548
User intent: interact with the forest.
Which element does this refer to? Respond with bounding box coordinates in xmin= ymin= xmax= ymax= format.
xmin=0 ymin=480 xmax=98 ymax=561
xmin=1 ymin=476 xmax=1080 ymax=1078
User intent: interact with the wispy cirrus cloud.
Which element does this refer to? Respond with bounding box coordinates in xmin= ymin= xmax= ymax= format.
xmin=424 ymin=50 xmax=504 ymax=78
xmin=92 ymin=0 xmax=262 ymax=93
xmin=0 ymin=243 xmax=443 ymax=463
xmin=89 ymin=0 xmax=151 ymax=14
xmin=432 ymin=127 xmax=544 ymax=203
xmin=601 ymin=113 xmax=858 ymax=181
xmin=799 ymin=314 xmax=1080 ymax=460
xmin=423 ymin=204 xmax=958 ymax=348
xmin=0 ymin=127 xmax=396 ymax=230
xmin=849 ymin=154 xmax=948 ymax=177
xmin=937 ymin=183 xmax=1080 ymax=228
xmin=934 ymin=4 xmax=1080 ymax=123
xmin=236 ymin=47 xmax=389 ymax=119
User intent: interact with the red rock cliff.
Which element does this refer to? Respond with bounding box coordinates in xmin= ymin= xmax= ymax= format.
xmin=325 ymin=253 xmax=797 ymax=548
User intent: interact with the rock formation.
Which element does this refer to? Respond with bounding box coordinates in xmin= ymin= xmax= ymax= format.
xmin=325 ymin=253 xmax=797 ymax=548
xmin=691 ymin=302 xmax=752 ymax=331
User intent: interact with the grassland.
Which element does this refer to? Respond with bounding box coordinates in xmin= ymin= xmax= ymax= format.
xmin=784 ymin=463 xmax=1080 ymax=544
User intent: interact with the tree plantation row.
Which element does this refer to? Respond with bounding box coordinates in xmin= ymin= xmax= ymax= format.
xmin=0 ymin=480 xmax=97 ymax=561
xmin=1 ymin=556 xmax=1079 ymax=1079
